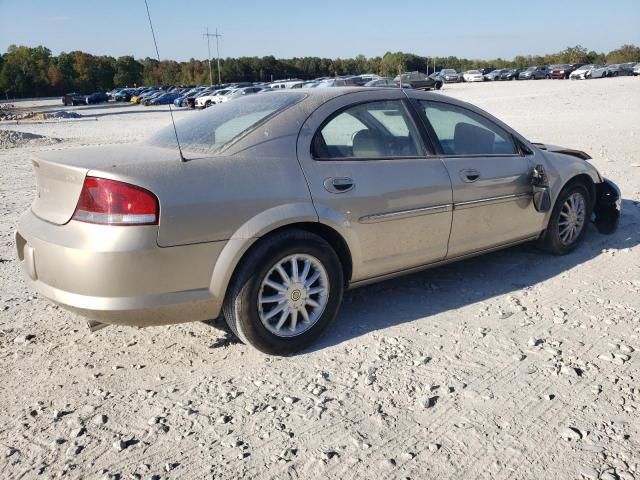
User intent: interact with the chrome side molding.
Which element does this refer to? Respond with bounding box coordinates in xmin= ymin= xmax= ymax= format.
xmin=359 ymin=204 xmax=453 ymax=224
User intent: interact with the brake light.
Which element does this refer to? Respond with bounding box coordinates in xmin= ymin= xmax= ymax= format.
xmin=72 ymin=177 xmax=159 ymax=225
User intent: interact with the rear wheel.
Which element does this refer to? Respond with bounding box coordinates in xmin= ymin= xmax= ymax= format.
xmin=223 ymin=230 xmax=344 ymax=355
xmin=541 ymin=183 xmax=591 ymax=255
xmin=435 ymin=82 xmax=443 ymax=90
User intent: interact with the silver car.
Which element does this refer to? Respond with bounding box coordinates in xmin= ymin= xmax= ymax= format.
xmin=16 ymin=88 xmax=621 ymax=354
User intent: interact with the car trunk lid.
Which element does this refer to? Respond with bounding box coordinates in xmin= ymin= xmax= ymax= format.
xmin=31 ymin=158 xmax=88 ymax=225
xmin=30 ymin=144 xmax=180 ymax=225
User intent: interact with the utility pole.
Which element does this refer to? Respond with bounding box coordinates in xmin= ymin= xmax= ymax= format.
xmin=203 ymin=27 xmax=223 ymax=85
xmin=203 ymin=27 xmax=213 ymax=86
xmin=203 ymin=28 xmax=223 ymax=85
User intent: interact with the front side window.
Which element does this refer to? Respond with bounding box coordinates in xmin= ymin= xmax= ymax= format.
xmin=419 ymin=101 xmax=517 ymax=156
xmin=312 ymin=100 xmax=421 ymax=159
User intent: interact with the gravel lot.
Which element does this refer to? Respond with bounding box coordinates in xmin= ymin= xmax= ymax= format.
xmin=1 ymin=78 xmax=639 ymax=480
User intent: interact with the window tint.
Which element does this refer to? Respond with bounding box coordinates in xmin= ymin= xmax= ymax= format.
xmin=419 ymin=101 xmax=517 ymax=156
xmin=313 ymin=100 xmax=421 ymax=159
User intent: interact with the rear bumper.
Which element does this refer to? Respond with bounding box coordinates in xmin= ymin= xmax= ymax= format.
xmin=593 ymin=178 xmax=621 ymax=234
xmin=15 ymin=210 xmax=226 ymax=326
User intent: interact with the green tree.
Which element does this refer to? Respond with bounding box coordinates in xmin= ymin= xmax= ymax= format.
xmin=558 ymin=45 xmax=589 ymax=64
xmin=606 ymin=44 xmax=640 ymax=64
xmin=113 ymin=56 xmax=142 ymax=87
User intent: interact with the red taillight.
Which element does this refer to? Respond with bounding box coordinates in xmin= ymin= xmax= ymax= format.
xmin=72 ymin=177 xmax=159 ymax=226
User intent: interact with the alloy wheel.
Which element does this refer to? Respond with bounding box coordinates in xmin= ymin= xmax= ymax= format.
xmin=258 ymin=254 xmax=330 ymax=337
xmin=558 ymin=192 xmax=586 ymax=246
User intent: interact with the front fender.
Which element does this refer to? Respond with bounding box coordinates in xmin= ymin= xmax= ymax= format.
xmin=541 ymin=150 xmax=602 ymax=203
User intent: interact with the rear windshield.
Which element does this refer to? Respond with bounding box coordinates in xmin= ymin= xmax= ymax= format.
xmin=148 ymin=93 xmax=305 ymax=154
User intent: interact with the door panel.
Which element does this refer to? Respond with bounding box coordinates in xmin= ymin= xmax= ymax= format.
xmin=417 ymin=100 xmax=546 ymax=257
xmin=296 ymin=91 xmax=453 ymax=282
xmin=443 ymin=155 xmax=543 ymax=256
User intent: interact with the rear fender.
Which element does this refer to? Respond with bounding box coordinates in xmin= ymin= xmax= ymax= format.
xmin=208 ymin=203 xmax=318 ymax=308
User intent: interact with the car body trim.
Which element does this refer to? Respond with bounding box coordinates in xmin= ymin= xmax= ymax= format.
xmin=359 ymin=204 xmax=453 ymax=224
xmin=358 ymin=193 xmax=532 ymax=223
xmin=454 ymin=192 xmax=532 ymax=210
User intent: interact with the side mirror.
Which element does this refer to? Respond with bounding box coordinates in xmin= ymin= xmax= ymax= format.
xmin=531 ymin=164 xmax=551 ymax=213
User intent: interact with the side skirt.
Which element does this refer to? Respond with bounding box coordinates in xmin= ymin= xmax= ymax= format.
xmin=348 ymin=234 xmax=541 ymax=290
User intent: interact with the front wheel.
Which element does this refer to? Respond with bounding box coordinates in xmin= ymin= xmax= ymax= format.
xmin=223 ymin=230 xmax=344 ymax=355
xmin=541 ymin=183 xmax=591 ymax=255
xmin=435 ymin=82 xmax=443 ymax=90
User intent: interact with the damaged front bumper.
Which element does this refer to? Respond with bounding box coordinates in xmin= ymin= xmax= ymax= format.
xmin=593 ymin=178 xmax=621 ymax=234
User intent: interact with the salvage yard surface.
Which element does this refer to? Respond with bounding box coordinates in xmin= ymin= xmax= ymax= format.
xmin=1 ymin=78 xmax=639 ymax=479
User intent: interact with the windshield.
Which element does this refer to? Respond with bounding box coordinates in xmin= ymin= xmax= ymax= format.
xmin=467 ymin=70 xmax=480 ymax=74
xmin=442 ymin=69 xmax=456 ymax=74
xmin=148 ymin=93 xmax=305 ymax=155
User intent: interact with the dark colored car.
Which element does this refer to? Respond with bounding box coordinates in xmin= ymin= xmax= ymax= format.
xmin=438 ymin=69 xmax=460 ymax=83
xmin=549 ymin=64 xmax=584 ymax=79
xmin=143 ymin=92 xmax=182 ymax=106
xmin=479 ymin=67 xmax=495 ymax=75
xmin=518 ymin=67 xmax=547 ymax=80
xmin=606 ymin=63 xmax=636 ymax=77
xmin=484 ymin=69 xmax=506 ymax=81
xmin=173 ymin=87 xmax=206 ymax=107
xmin=394 ymin=71 xmax=443 ymax=90
xmin=500 ymin=69 xmax=524 ymax=80
xmin=135 ymin=90 xmax=162 ymax=104
xmin=62 ymin=93 xmax=86 ymax=106
xmin=84 ymin=92 xmax=110 ymax=104
xmin=114 ymin=89 xmax=136 ymax=102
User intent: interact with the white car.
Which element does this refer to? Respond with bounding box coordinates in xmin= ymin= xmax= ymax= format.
xmin=570 ymin=65 xmax=608 ymax=80
xmin=463 ymin=70 xmax=484 ymax=82
xmin=194 ymin=89 xmax=234 ymax=108
xmin=218 ymin=86 xmax=264 ymax=103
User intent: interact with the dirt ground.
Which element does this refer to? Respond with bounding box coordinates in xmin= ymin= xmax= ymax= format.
xmin=0 ymin=78 xmax=639 ymax=480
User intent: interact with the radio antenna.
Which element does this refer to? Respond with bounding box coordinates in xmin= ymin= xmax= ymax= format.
xmin=144 ymin=0 xmax=186 ymax=162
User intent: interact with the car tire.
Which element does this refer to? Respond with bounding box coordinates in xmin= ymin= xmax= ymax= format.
xmin=435 ymin=82 xmax=443 ymax=90
xmin=540 ymin=182 xmax=591 ymax=255
xmin=205 ymin=100 xmax=212 ymax=108
xmin=223 ymin=229 xmax=344 ymax=355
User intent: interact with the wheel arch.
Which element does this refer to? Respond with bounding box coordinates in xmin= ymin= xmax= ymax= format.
xmin=209 ymin=219 xmax=354 ymax=315
xmin=558 ymin=173 xmax=597 ymax=212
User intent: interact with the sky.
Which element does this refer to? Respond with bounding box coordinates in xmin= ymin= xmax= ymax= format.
xmin=0 ymin=0 xmax=638 ymax=61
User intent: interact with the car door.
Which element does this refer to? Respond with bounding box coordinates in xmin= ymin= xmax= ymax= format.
xmin=414 ymin=99 xmax=546 ymax=258
xmin=296 ymin=90 xmax=453 ymax=282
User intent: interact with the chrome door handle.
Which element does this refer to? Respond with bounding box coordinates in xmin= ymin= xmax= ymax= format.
xmin=324 ymin=177 xmax=354 ymax=194
xmin=460 ymin=169 xmax=481 ymax=183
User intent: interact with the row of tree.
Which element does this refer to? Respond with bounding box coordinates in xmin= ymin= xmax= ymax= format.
xmin=1 ymin=44 xmax=639 ymax=99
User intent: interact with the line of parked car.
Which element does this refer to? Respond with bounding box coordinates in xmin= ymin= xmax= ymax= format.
xmin=456 ymin=62 xmax=639 ymax=83
xmin=96 ymin=73 xmax=445 ymax=110
xmin=62 ymin=61 xmax=639 ymax=109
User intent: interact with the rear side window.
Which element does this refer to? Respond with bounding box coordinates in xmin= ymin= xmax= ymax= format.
xmin=148 ymin=93 xmax=305 ymax=154
xmin=312 ymin=100 xmax=422 ymax=159
xmin=419 ymin=101 xmax=517 ymax=156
